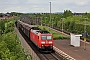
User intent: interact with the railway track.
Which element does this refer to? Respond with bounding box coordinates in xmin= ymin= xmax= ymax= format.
xmin=39 ymin=52 xmax=63 ymax=60
xmin=46 ymin=26 xmax=70 ymax=37
xmin=17 ymin=15 xmax=90 ymax=60
xmin=43 ymin=53 xmax=62 ymax=60
xmin=16 ymin=26 xmax=64 ymax=60
xmin=17 ymin=16 xmax=77 ymax=60
xmin=43 ymin=53 xmax=59 ymax=60
xmin=47 ymin=26 xmax=90 ymax=45
xmin=17 ymin=16 xmax=66 ymax=60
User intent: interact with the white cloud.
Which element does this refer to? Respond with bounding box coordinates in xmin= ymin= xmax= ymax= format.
xmin=75 ymin=1 xmax=89 ymax=5
xmin=0 ymin=0 xmax=90 ymax=13
xmin=77 ymin=2 xmax=87 ymax=5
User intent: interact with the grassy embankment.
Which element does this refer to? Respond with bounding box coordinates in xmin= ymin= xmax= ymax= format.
xmin=37 ymin=26 xmax=69 ymax=40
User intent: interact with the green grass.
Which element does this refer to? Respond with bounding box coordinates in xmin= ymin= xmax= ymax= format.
xmin=37 ymin=26 xmax=69 ymax=40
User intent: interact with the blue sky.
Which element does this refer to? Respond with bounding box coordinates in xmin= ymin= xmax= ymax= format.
xmin=0 ymin=0 xmax=90 ymax=13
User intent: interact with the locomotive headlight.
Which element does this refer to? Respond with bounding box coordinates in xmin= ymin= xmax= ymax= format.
xmin=41 ymin=42 xmax=45 ymax=44
xmin=49 ymin=42 xmax=52 ymax=44
xmin=42 ymin=45 xmax=44 ymax=46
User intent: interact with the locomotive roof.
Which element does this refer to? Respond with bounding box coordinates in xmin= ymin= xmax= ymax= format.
xmin=31 ymin=30 xmax=50 ymax=34
xmin=37 ymin=30 xmax=50 ymax=34
xmin=31 ymin=27 xmax=41 ymax=30
xmin=30 ymin=26 xmax=50 ymax=34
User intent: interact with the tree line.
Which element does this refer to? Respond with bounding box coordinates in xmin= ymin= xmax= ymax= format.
xmin=27 ymin=10 xmax=90 ymax=41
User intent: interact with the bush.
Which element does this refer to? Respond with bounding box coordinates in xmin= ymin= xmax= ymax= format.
xmin=0 ymin=18 xmax=28 ymax=60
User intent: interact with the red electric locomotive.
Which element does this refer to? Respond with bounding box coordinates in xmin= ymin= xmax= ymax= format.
xmin=17 ymin=20 xmax=54 ymax=52
xmin=30 ymin=28 xmax=54 ymax=52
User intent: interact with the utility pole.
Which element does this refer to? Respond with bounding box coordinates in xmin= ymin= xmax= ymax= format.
xmin=61 ymin=18 xmax=64 ymax=34
xmin=37 ymin=17 xmax=38 ymax=25
xmin=49 ymin=2 xmax=51 ymax=27
xmin=35 ymin=16 xmax=36 ymax=25
xmin=40 ymin=13 xmax=42 ymax=26
xmin=45 ymin=17 xmax=47 ymax=26
xmin=52 ymin=18 xmax=53 ymax=28
xmin=84 ymin=18 xmax=88 ymax=50
xmin=40 ymin=17 xmax=42 ymax=26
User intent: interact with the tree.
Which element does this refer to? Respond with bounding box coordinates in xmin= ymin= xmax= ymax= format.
xmin=63 ymin=10 xmax=73 ymax=18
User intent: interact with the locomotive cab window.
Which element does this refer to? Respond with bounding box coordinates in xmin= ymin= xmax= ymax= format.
xmin=42 ymin=36 xmax=46 ymax=40
xmin=41 ymin=36 xmax=52 ymax=40
xmin=47 ymin=36 xmax=52 ymax=40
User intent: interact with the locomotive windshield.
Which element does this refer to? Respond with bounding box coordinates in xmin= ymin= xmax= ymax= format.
xmin=47 ymin=36 xmax=52 ymax=40
xmin=41 ymin=36 xmax=52 ymax=40
xmin=42 ymin=36 xmax=46 ymax=40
